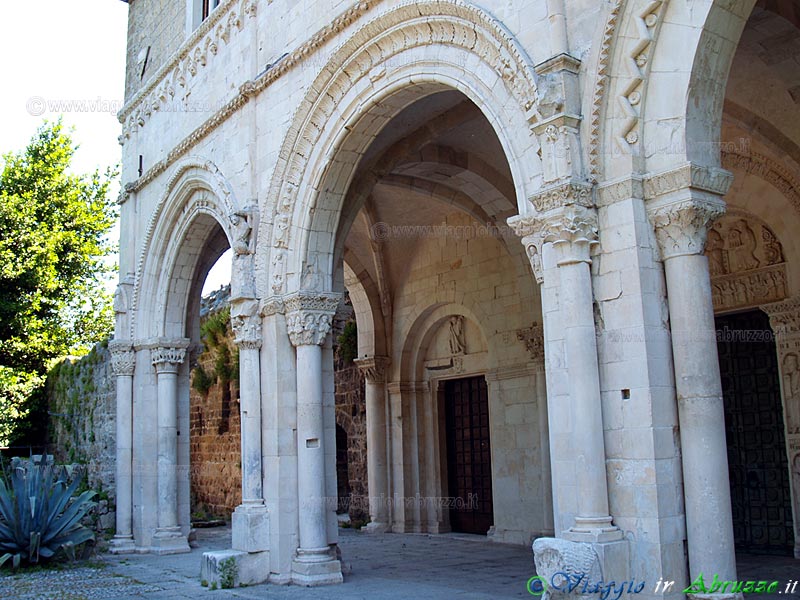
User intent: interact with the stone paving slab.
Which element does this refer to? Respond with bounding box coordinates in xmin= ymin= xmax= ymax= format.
xmin=2 ymin=527 xmax=798 ymax=600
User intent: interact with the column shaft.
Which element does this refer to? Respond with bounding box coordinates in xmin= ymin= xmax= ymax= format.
xmin=365 ymin=379 xmax=389 ymax=528
xmin=116 ymin=374 xmax=134 ymax=538
xmin=296 ymin=343 xmax=328 ymax=552
xmin=239 ymin=345 xmax=263 ymax=503
xmin=156 ymin=369 xmax=179 ymax=530
xmin=664 ymin=254 xmax=736 ymax=581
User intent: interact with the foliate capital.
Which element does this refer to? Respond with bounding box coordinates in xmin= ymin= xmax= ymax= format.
xmin=648 ymin=198 xmax=726 ymax=260
xmin=151 ymin=342 xmax=188 ymax=374
xmin=285 ymin=291 xmax=341 ymax=347
xmin=354 ymin=356 xmax=390 ymax=383
xmin=231 ymin=299 xmax=262 ymax=349
xmin=109 ymin=341 xmax=135 ymax=377
xmin=540 ymin=204 xmax=599 ymax=266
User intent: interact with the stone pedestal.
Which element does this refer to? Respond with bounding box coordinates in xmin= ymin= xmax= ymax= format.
xmin=232 ymin=504 xmax=270 ymax=553
xmin=201 ymin=548 xmax=271 ymax=588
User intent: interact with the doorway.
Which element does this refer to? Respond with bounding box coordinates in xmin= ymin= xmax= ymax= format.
xmin=444 ymin=376 xmax=493 ymax=535
xmin=717 ymin=310 xmax=793 ymax=554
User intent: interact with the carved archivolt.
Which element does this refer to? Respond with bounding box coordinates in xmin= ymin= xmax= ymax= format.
xmin=707 ymin=214 xmax=788 ymax=312
xmin=260 ymin=0 xmax=540 ymax=295
xmin=129 ymin=157 xmax=241 ymax=339
xmin=616 ymin=0 xmax=670 ymax=151
xmin=722 ymin=150 xmax=800 ymax=215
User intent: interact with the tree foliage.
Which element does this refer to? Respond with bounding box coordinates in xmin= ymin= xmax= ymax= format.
xmin=0 ymin=121 xmax=117 ymax=446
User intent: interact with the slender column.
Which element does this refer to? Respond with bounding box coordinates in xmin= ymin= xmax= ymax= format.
xmin=230 ymin=299 xmax=270 ymax=554
xmin=151 ymin=342 xmax=190 ymax=554
xmin=109 ymin=341 xmax=136 ymax=553
xmin=355 ymin=356 xmax=390 ymax=533
xmin=649 ymin=192 xmax=738 ymax=589
xmin=286 ymin=291 xmax=343 ymax=586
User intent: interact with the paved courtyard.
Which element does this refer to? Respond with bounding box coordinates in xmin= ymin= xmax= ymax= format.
xmin=0 ymin=526 xmax=797 ymax=599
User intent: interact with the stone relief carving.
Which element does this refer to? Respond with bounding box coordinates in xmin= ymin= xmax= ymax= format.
xmin=705 ymin=215 xmax=788 ymax=312
xmin=151 ymin=346 xmax=187 ymax=373
xmin=783 ymin=353 xmax=800 ymax=434
xmin=448 ymin=316 xmax=466 ymax=356
xmin=649 ymin=199 xmax=725 ymax=260
xmin=109 ymin=341 xmax=136 ymax=377
xmin=284 ymin=291 xmax=341 ymax=347
xmin=530 ymin=181 xmax=594 ymax=213
xmin=231 ymin=299 xmax=262 ymax=349
xmin=230 ymin=209 xmax=255 ymax=255
xmin=517 ymin=323 xmax=545 ymax=363
xmin=532 ymin=538 xmax=602 ymax=600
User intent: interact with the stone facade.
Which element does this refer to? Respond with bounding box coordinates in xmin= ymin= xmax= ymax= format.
xmin=115 ymin=0 xmax=800 ymax=592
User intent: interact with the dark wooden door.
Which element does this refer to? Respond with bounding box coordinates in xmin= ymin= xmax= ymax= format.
xmin=444 ymin=376 xmax=494 ymax=534
xmin=717 ymin=310 xmax=793 ymax=554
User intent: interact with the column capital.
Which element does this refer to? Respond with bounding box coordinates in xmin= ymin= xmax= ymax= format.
xmin=151 ymin=341 xmax=189 ymax=374
xmin=231 ymin=298 xmax=262 ymax=349
xmin=648 ymin=198 xmax=725 ymax=260
xmin=109 ymin=340 xmax=136 ymax=377
xmin=541 ymin=204 xmax=599 ymax=266
xmin=260 ymin=296 xmax=285 ymax=317
xmin=354 ymin=356 xmax=390 ymax=383
xmin=285 ymin=291 xmax=341 ymax=347
xmin=762 ymin=296 xmax=800 ymax=338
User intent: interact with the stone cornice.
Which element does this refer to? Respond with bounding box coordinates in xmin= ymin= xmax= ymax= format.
xmin=285 ymin=291 xmax=341 ymax=347
xmin=119 ymin=0 xmax=256 ymax=136
xmin=644 ymin=163 xmax=733 ymax=201
xmin=647 ymin=198 xmax=726 ymax=260
xmin=109 ymin=340 xmax=136 ymax=377
xmin=595 ymin=175 xmax=644 ymax=207
xmin=354 ymin=356 xmax=390 ymax=383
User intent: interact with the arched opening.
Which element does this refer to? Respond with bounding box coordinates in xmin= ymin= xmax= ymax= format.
xmin=314 ymin=88 xmax=547 ymax=543
xmin=713 ymin=0 xmax=800 ymax=557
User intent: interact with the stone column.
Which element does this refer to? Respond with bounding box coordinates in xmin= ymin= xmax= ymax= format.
xmin=355 ymin=356 xmax=391 ymax=533
xmin=109 ymin=341 xmax=136 ymax=554
xmin=546 ymin=204 xmax=621 ymax=541
xmin=648 ymin=188 xmax=738 ymax=589
xmin=151 ymin=342 xmax=190 ymax=554
xmin=230 ymin=298 xmax=269 ymax=554
xmin=286 ymin=291 xmax=343 ymax=586
xmin=762 ymin=297 xmax=800 ymax=558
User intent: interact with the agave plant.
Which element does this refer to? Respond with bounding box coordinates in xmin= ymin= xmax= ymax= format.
xmin=0 ymin=458 xmax=96 ymax=568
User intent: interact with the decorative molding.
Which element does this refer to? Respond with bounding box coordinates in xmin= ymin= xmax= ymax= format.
xmin=109 ymin=341 xmax=136 ymax=377
xmin=722 ymin=150 xmax=800 ymax=213
xmin=648 ymin=199 xmax=725 ymax=260
xmin=711 ymin=264 xmax=787 ymax=313
xmin=354 ymin=356 xmax=390 ymax=383
xmin=595 ymin=175 xmax=644 ymax=207
xmin=529 ymin=181 xmax=594 ymax=213
xmin=644 ymin=163 xmax=733 ymax=200
xmin=588 ymin=0 xmax=624 ymax=179
xmin=260 ymin=296 xmax=286 ymax=317
xmin=284 ymin=291 xmax=341 ymax=347
xmin=260 ymin=0 xmax=540 ymax=295
xmin=616 ymin=0 xmax=670 ymax=152
xmin=118 ymin=0 xmax=257 ymax=143
xmin=516 ymin=323 xmax=545 ymax=363
xmin=485 ymin=364 xmax=537 ymax=381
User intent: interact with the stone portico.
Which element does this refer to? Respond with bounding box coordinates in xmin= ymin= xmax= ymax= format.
xmin=114 ymin=0 xmax=800 ymax=594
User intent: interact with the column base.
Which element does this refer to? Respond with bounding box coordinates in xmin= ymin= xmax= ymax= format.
xmin=232 ymin=503 xmax=269 ymax=553
xmin=109 ymin=535 xmax=136 ymax=554
xmin=291 ymin=547 xmax=343 ymax=586
xmin=363 ymin=521 xmax=390 ymax=534
xmin=563 ymin=516 xmax=623 ymax=543
xmin=151 ymin=527 xmax=191 ymax=555
xmin=201 ymin=549 xmax=270 ymax=588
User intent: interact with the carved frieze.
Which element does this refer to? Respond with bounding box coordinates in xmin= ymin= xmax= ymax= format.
xmin=529 ymin=181 xmax=594 ymax=213
xmin=706 ymin=215 xmax=788 ymax=312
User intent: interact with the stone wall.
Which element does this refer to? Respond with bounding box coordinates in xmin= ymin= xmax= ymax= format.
xmin=334 ymin=359 xmax=367 ymax=522
xmin=46 ymin=342 xmax=117 ymax=532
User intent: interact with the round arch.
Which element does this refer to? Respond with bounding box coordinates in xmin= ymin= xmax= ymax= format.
xmin=257 ymin=0 xmax=543 ymax=298
xmin=132 ymin=157 xmax=246 ymax=340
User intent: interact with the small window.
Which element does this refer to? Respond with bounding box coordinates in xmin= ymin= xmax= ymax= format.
xmin=202 ymin=0 xmax=221 ymax=21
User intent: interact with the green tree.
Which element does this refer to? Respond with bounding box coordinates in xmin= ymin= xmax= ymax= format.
xmin=0 ymin=121 xmax=117 ymax=446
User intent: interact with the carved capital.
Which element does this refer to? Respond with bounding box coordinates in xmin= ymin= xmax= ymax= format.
xmin=354 ymin=356 xmax=390 ymax=383
xmin=231 ymin=298 xmax=262 ymax=349
xmin=285 ymin=291 xmax=341 ymax=347
xmin=109 ymin=341 xmax=135 ymax=377
xmin=528 ymin=180 xmax=594 ymax=213
xmin=648 ymin=199 xmax=725 ymax=260
xmin=151 ymin=342 xmax=188 ymax=374
xmin=507 ymin=215 xmax=544 ymax=284
xmin=762 ymin=297 xmax=800 ymax=339
xmin=540 ymin=205 xmax=599 ymax=265
xmin=260 ymin=296 xmax=285 ymax=317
